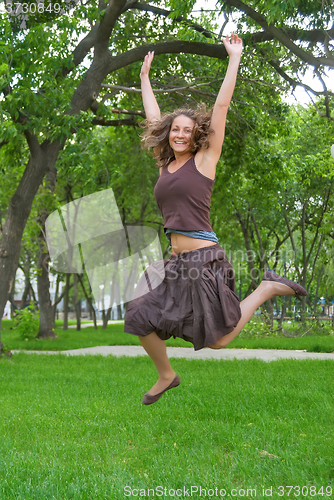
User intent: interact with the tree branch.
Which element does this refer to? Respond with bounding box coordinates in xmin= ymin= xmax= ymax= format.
xmin=23 ymin=131 xmax=42 ymax=158
xmin=69 ymin=40 xmax=228 ymax=115
xmin=259 ymin=49 xmax=334 ymax=108
xmin=234 ymin=205 xmax=258 ymax=289
xmin=306 ymin=93 xmax=334 ymax=121
xmin=53 ymin=282 xmax=74 ymax=307
xmin=122 ymin=0 xmax=334 ymax=54
xmin=223 ymin=0 xmax=334 ymax=68
xmin=121 ymin=1 xmax=215 ymax=39
xmin=283 ymin=208 xmax=297 ymax=257
xmin=61 ymin=24 xmax=100 ymax=79
xmin=251 ymin=25 xmax=334 ymax=45
xmin=250 ymin=209 xmax=267 ymax=269
xmin=96 ymin=0 xmax=128 ymax=51
xmin=100 ymin=79 xmax=221 ymax=94
xmin=308 ymin=235 xmax=324 ymax=291
xmin=106 ymin=40 xmax=228 ymax=74
xmin=91 ymin=117 xmax=140 ymax=126
xmin=103 ymin=105 xmax=144 ymax=116
xmin=305 ymin=187 xmax=332 ymax=266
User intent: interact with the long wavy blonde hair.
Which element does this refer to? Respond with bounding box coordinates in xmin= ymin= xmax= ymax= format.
xmin=141 ymin=106 xmax=213 ymax=168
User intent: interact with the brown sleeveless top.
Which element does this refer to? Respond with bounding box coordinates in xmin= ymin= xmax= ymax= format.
xmin=154 ymin=157 xmax=215 ymax=232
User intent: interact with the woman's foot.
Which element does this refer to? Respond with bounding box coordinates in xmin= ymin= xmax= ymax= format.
xmin=262 ymin=270 xmax=308 ymax=299
xmin=142 ymin=374 xmax=180 ymax=405
xmin=146 ymin=372 xmax=177 ymax=395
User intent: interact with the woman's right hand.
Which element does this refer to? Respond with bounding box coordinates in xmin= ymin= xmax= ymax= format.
xmin=140 ymin=51 xmax=154 ymax=78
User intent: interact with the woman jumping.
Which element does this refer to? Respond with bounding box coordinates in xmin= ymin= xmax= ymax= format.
xmin=124 ymin=34 xmax=307 ymax=405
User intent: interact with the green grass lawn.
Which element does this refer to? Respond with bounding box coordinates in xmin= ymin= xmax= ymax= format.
xmin=0 ymin=354 xmax=333 ymax=499
xmin=1 ymin=319 xmax=334 ymax=353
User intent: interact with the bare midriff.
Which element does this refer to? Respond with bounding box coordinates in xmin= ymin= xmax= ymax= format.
xmin=170 ymin=233 xmax=217 ymax=254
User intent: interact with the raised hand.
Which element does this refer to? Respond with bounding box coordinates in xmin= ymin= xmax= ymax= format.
xmin=140 ymin=51 xmax=155 ymax=78
xmin=140 ymin=51 xmax=160 ymax=120
xmin=222 ymin=33 xmax=243 ymax=58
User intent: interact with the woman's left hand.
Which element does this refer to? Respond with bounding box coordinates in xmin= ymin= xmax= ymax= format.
xmin=222 ymin=33 xmax=243 ymax=58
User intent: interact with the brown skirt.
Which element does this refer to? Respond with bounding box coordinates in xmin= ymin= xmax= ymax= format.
xmin=124 ymin=244 xmax=241 ymax=351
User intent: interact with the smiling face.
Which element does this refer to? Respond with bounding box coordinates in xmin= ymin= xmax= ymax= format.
xmin=169 ymin=115 xmax=195 ymax=156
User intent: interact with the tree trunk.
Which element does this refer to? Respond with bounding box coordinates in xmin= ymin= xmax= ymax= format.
xmin=20 ymin=276 xmax=31 ymax=310
xmin=36 ymin=245 xmax=57 ymax=339
xmin=116 ymin=304 xmax=123 ymax=320
xmin=279 ymin=297 xmax=287 ymax=329
xmin=63 ymin=274 xmax=71 ymax=330
xmin=89 ymin=301 xmax=96 ymax=326
xmin=0 ymin=136 xmax=61 ymax=352
xmin=235 ymin=208 xmax=258 ymax=290
xmin=102 ymin=307 xmax=112 ymax=329
xmin=102 ymin=309 xmax=107 ymax=329
xmin=52 ymin=276 xmax=74 ymax=328
xmin=29 ymin=282 xmax=37 ymax=303
xmin=36 ymin=164 xmax=58 ymax=339
xmin=264 ymin=299 xmax=274 ymax=329
xmin=250 ymin=210 xmax=267 ymax=271
xmin=52 ymin=274 xmax=61 ymax=329
xmin=77 ymin=273 xmax=97 ymax=329
xmin=313 ymin=265 xmax=324 ymax=318
xmin=73 ymin=273 xmax=81 ymax=331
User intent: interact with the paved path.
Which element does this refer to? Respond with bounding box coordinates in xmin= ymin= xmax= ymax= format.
xmin=13 ymin=345 xmax=334 ymax=362
xmin=63 ymin=320 xmax=123 ymax=329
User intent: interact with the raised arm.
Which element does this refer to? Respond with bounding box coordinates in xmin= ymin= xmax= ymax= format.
xmin=140 ymin=51 xmax=161 ymax=122
xmin=198 ymin=34 xmax=243 ymax=175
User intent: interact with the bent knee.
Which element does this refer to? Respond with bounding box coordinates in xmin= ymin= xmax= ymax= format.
xmin=208 ymin=340 xmax=226 ymax=350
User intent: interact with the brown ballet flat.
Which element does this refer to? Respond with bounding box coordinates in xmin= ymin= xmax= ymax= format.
xmin=262 ymin=270 xmax=308 ymax=299
xmin=142 ymin=375 xmax=181 ymax=405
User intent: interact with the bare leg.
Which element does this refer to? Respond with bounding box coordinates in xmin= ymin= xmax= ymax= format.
xmin=139 ymin=331 xmax=176 ymax=395
xmin=209 ymin=281 xmax=295 ymax=349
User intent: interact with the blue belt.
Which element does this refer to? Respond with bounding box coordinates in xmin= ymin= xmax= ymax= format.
xmin=164 ymin=228 xmax=219 ymax=245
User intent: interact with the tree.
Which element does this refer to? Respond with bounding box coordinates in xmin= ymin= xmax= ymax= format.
xmin=213 ymin=101 xmax=334 ymax=324
xmin=221 ymin=0 xmax=334 ymax=118
xmin=0 ymin=0 xmax=333 ymax=350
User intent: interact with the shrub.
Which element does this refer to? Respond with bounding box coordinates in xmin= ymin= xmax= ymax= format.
xmin=13 ymin=304 xmax=39 ymax=340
